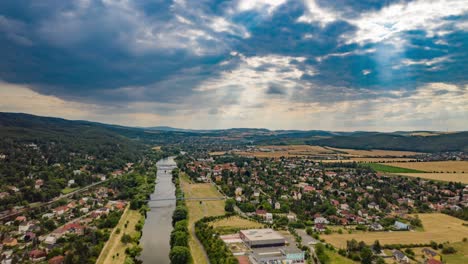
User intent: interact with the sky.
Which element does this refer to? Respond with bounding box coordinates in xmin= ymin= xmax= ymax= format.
xmin=0 ymin=0 xmax=467 ymax=131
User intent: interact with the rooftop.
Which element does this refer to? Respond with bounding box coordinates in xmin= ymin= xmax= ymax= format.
xmin=240 ymin=229 xmax=285 ymax=241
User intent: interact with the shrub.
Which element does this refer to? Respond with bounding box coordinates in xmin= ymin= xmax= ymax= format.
xmin=121 ymin=234 xmax=132 ymax=244
xmin=169 ymin=246 xmax=192 ymax=264
xmin=442 ymin=246 xmax=457 ymax=254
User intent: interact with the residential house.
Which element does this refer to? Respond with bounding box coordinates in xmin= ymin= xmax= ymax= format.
xmin=48 ymin=255 xmax=65 ymax=264
xmin=369 ymin=222 xmax=383 ymax=231
xmin=392 ymin=250 xmax=410 ymax=263
xmin=394 ymin=221 xmax=410 ymax=230
xmin=2 ymin=237 xmax=18 ymax=247
xmin=29 ymin=249 xmax=46 ymax=262
xmin=235 ymin=187 xmax=243 ymax=197
xmin=53 ymin=205 xmax=69 ymax=216
xmin=0 ymin=192 xmax=9 ymax=199
xmin=18 ymin=221 xmax=33 ymax=233
xmin=422 ymin=248 xmax=441 ymax=262
xmin=314 ymin=217 xmax=329 ymax=224
xmin=275 ymin=202 xmax=281 ymax=210
xmin=35 ymin=179 xmax=44 ymax=189
xmin=44 ymin=235 xmax=57 ymax=245
xmin=67 ymin=179 xmax=75 ymax=187
xmin=368 ymin=202 xmax=379 ymax=210
xmin=15 ymin=216 xmax=26 ymax=222
xmin=314 ymin=223 xmax=326 ymax=232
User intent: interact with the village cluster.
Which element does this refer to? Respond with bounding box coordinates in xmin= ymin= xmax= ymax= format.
xmin=0 ymin=185 xmax=127 ymax=264
xmin=183 ymin=155 xmax=468 ymax=263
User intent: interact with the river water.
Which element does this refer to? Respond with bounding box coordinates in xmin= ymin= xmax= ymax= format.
xmin=139 ymin=156 xmax=177 ymax=264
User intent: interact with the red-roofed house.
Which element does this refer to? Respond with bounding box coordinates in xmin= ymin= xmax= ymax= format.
xmin=48 ymin=255 xmax=65 ymax=264
xmin=29 ymin=249 xmax=46 ymax=262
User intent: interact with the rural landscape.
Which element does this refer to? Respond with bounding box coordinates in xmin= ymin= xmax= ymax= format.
xmin=0 ymin=113 xmax=467 ymax=264
xmin=1 ymin=0 xmax=468 ymax=263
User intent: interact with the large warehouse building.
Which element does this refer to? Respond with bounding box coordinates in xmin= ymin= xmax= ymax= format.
xmin=239 ymin=229 xmax=286 ymax=248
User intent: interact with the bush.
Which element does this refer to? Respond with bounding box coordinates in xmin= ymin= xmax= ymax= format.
xmin=442 ymin=246 xmax=457 ymax=254
xmin=170 ymin=231 xmax=189 ymax=247
xmin=121 ymin=234 xmax=132 ymax=244
xmin=172 ymin=206 xmax=188 ymax=225
xmin=169 ymin=246 xmax=192 ymax=264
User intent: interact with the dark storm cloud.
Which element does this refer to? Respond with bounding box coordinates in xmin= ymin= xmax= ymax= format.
xmin=0 ymin=0 xmax=467 ymax=109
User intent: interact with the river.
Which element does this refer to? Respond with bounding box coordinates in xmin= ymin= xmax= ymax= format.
xmin=139 ymin=156 xmax=177 ymax=264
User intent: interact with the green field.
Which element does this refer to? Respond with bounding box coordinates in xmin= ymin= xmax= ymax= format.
xmin=61 ymin=187 xmax=79 ymax=194
xmin=365 ymin=163 xmax=426 ymax=173
xmin=442 ymin=241 xmax=468 ymax=264
xmin=325 ymin=249 xmax=357 ymax=264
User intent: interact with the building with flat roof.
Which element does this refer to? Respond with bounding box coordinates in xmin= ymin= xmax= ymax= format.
xmin=239 ymin=229 xmax=286 ymax=248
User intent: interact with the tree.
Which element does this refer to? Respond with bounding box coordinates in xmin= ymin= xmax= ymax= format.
xmin=225 ymin=199 xmax=235 ymax=213
xmin=121 ymin=234 xmax=132 ymax=244
xmin=315 ymin=243 xmax=330 ymax=264
xmin=170 ymin=231 xmax=188 ymax=247
xmin=442 ymin=246 xmax=457 ymax=254
xmin=172 ymin=206 xmax=188 ymax=225
xmin=360 ymin=247 xmax=373 ymax=264
xmin=169 ymin=246 xmax=192 ymax=264
xmin=373 ymin=240 xmax=382 ymax=254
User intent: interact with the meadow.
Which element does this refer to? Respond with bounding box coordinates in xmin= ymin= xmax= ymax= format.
xmin=96 ymin=207 xmax=142 ymax=264
xmin=234 ymin=145 xmax=421 ymax=159
xmin=180 ymin=175 xmax=225 ymax=264
xmin=321 ymin=214 xmax=468 ymax=249
xmin=365 ymin=163 xmax=426 ymax=173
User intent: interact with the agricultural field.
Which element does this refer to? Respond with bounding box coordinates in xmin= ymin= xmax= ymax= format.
xmin=96 ymin=207 xmax=142 ymax=264
xmin=209 ymin=151 xmax=226 ymax=156
xmin=321 ymin=214 xmax=468 ymax=249
xmin=365 ymin=163 xmax=426 ymax=173
xmin=387 ymin=161 xmax=468 ymax=173
xmin=326 ymin=147 xmax=421 ymax=157
xmin=351 ymin=157 xmax=417 ymax=163
xmin=234 ymin=145 xmax=421 ymax=159
xmin=180 ymin=175 xmax=225 ymax=264
xmin=234 ymin=145 xmax=336 ymax=158
xmin=316 ymin=158 xmax=417 ymax=163
xmin=398 ymin=173 xmax=468 ymax=184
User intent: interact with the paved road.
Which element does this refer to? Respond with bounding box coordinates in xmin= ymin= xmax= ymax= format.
xmin=296 ymin=229 xmax=321 ymax=264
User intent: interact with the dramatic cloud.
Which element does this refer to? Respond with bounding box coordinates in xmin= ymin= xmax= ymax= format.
xmin=0 ymin=0 xmax=467 ymax=130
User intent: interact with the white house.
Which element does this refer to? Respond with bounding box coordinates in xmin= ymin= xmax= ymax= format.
xmin=68 ymin=179 xmax=75 ymax=187
xmin=275 ymin=202 xmax=281 ymax=210
xmin=265 ymin=213 xmax=273 ymax=222
xmin=314 ymin=217 xmax=329 ymax=224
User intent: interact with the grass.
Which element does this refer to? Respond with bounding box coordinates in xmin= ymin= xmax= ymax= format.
xmin=325 ymin=248 xmax=357 ymax=264
xmin=210 ymin=216 xmax=264 ymax=234
xmin=366 ymin=163 xmax=426 ymax=173
xmin=442 ymin=241 xmax=468 ymax=264
xmin=180 ymin=174 xmax=225 ymax=264
xmin=321 ymin=214 xmax=468 ymax=249
xmin=61 ymin=187 xmax=79 ymax=194
xmin=211 ymin=215 xmax=263 ymax=229
xmin=96 ymin=207 xmax=143 ymax=264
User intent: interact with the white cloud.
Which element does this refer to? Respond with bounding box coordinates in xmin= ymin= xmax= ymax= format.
xmin=392 ymin=56 xmax=452 ymax=70
xmin=236 ymin=0 xmax=287 ymax=15
xmin=345 ymin=0 xmax=468 ymax=46
xmin=297 ymin=0 xmax=338 ymax=27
